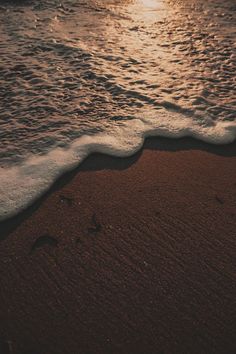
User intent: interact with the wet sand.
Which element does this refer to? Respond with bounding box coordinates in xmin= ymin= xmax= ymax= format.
xmin=0 ymin=137 xmax=236 ymax=354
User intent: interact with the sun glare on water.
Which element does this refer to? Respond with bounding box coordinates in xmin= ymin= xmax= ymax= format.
xmin=140 ymin=0 xmax=162 ymax=9
xmin=128 ymin=0 xmax=166 ymax=23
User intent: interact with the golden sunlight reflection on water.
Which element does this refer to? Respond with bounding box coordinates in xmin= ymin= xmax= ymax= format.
xmin=140 ymin=0 xmax=163 ymax=9
xmin=0 ymin=0 xmax=235 ymax=169
xmin=126 ymin=0 xmax=166 ymax=23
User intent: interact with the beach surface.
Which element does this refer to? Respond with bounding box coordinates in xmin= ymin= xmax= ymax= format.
xmin=0 ymin=138 xmax=236 ymax=354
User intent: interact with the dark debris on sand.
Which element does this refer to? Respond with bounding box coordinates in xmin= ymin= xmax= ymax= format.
xmin=59 ymin=194 xmax=73 ymax=206
xmin=88 ymin=213 xmax=102 ymax=234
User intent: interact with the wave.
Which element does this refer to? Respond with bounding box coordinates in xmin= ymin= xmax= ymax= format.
xmin=0 ymin=111 xmax=235 ymax=222
xmin=0 ymin=0 xmax=235 ymax=222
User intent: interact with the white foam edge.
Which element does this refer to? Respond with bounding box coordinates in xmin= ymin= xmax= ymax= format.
xmin=0 ymin=112 xmax=236 ymax=222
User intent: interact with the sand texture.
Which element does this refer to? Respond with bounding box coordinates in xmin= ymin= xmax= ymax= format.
xmin=0 ymin=138 xmax=236 ymax=354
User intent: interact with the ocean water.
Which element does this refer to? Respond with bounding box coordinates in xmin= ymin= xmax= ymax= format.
xmin=0 ymin=0 xmax=235 ymax=220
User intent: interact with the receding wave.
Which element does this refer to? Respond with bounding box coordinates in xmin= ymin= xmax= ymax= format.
xmin=0 ymin=0 xmax=235 ymax=220
xmin=1 ymin=112 xmax=236 ymax=221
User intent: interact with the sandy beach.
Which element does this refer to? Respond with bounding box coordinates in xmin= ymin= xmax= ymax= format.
xmin=0 ymin=0 xmax=235 ymax=353
xmin=0 ymin=137 xmax=236 ymax=354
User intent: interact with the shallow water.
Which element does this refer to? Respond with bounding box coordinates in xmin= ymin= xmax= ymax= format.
xmin=0 ymin=0 xmax=236 ymax=220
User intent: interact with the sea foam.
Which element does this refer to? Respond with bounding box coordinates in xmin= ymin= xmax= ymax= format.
xmin=0 ymin=0 xmax=235 ymax=221
xmin=0 ymin=112 xmax=235 ymax=221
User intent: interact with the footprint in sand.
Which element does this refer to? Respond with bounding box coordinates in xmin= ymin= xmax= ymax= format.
xmin=30 ymin=234 xmax=58 ymax=254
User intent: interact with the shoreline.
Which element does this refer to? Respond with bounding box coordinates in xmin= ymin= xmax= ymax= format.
xmin=1 ymin=136 xmax=236 ymax=238
xmin=0 ymin=137 xmax=236 ymax=354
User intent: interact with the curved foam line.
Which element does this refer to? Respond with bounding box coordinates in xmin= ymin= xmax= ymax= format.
xmin=0 ymin=112 xmax=236 ymax=221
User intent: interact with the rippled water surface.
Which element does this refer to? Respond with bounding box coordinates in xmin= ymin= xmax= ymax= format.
xmin=0 ymin=0 xmax=236 ymax=220
xmin=1 ymin=0 xmax=235 ymax=165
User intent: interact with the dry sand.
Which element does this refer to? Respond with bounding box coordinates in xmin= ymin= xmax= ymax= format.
xmin=0 ymin=137 xmax=236 ymax=354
